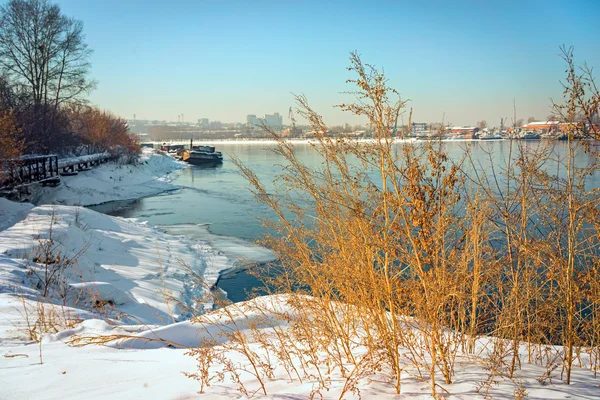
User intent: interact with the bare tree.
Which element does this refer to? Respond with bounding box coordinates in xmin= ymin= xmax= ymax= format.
xmin=527 ymin=116 xmax=537 ymax=123
xmin=477 ymin=120 xmax=487 ymax=130
xmin=0 ymin=0 xmax=95 ymax=150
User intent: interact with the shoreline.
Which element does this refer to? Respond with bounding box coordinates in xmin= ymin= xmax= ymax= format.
xmin=147 ymin=137 xmax=519 ymax=146
xmin=81 ymin=186 xmax=181 ymax=208
xmin=0 ymin=149 xmax=227 ymax=319
xmin=156 ymin=223 xmax=276 ymax=302
xmin=150 ymin=137 xmax=417 ymax=145
xmin=147 ymin=137 xmax=598 ymax=147
xmin=31 ymin=148 xmax=188 ymax=207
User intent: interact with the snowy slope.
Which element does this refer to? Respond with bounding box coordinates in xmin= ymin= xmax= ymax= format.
xmin=2 ymin=293 xmax=600 ymax=399
xmin=0 ymin=205 xmax=231 ymax=323
xmin=0 ymin=197 xmax=34 ymax=231
xmin=32 ymin=149 xmax=186 ymax=206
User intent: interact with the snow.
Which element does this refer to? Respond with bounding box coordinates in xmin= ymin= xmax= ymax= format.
xmin=56 ymin=152 xmax=111 ymax=168
xmin=0 ymin=340 xmax=199 ymax=400
xmin=32 ymin=148 xmax=186 ymax=206
xmin=161 ymin=223 xmax=277 ymax=282
xmin=1 ymin=150 xmax=599 ymax=399
xmin=524 ymin=121 xmax=561 ymax=126
xmin=1 ymin=208 xmax=598 ymax=400
xmin=2 ymin=290 xmax=600 ymax=399
xmin=0 ymin=205 xmax=260 ymax=323
xmin=0 ymin=197 xmax=34 ymax=231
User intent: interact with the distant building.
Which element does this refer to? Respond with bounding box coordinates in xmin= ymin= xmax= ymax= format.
xmin=264 ymin=112 xmax=283 ymax=129
xmin=520 ymin=121 xmax=562 ymax=132
xmin=198 ymin=118 xmax=209 ymax=128
xmin=208 ymin=121 xmax=223 ymax=130
xmin=245 ymin=112 xmax=283 ymax=130
xmin=246 ymin=114 xmax=262 ymax=128
xmin=520 ymin=121 xmax=600 ymax=137
xmin=451 ymin=126 xmax=479 ymax=135
xmin=449 ymin=126 xmax=479 ymax=139
xmin=411 ymin=122 xmax=429 ymax=133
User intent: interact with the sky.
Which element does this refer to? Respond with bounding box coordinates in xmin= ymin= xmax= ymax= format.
xmin=44 ymin=0 xmax=600 ymax=126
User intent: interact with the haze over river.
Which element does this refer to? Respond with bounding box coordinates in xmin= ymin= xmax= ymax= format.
xmin=89 ymin=140 xmax=600 ymax=302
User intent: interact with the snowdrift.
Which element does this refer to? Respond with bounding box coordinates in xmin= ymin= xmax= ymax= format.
xmin=0 ymin=205 xmax=237 ymax=324
xmin=32 ymin=149 xmax=186 ymax=206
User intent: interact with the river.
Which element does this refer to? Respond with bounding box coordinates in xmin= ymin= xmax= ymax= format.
xmin=89 ymin=139 xmax=600 ymax=303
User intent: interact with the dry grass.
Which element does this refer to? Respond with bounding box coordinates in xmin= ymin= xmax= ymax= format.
xmin=220 ymin=49 xmax=600 ymax=397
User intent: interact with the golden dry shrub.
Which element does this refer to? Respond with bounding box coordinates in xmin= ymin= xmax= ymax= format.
xmin=67 ymin=105 xmax=140 ymax=157
xmin=0 ymin=109 xmax=24 ymax=184
xmin=228 ymin=49 xmax=600 ymax=397
xmin=0 ymin=109 xmax=23 ymax=159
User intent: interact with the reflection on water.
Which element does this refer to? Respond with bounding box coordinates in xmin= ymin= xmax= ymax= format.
xmin=88 ymin=140 xmax=600 ymax=302
xmin=89 ymin=197 xmax=149 ymax=217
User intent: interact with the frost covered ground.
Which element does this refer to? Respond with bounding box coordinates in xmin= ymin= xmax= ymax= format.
xmin=1 ymin=210 xmax=599 ymax=400
xmin=0 ymin=197 xmax=33 ymax=232
xmin=32 ymin=148 xmax=186 ymax=206
xmin=1 ymin=151 xmax=599 ymax=399
xmin=0 ymin=203 xmax=279 ymax=399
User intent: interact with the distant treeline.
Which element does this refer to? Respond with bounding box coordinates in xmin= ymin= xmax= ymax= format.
xmin=0 ymin=0 xmax=139 ymax=160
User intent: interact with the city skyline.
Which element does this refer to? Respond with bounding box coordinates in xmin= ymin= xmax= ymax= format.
xmin=52 ymin=0 xmax=600 ymax=126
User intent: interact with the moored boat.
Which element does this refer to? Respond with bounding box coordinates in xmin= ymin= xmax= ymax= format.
xmin=184 ymin=145 xmax=223 ymax=164
xmin=518 ymin=131 xmax=541 ymax=140
xmin=478 ymin=132 xmax=503 ymax=140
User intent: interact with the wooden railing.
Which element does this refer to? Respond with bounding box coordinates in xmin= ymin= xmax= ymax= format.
xmin=0 ymin=152 xmax=112 ymax=190
xmin=0 ymin=154 xmax=60 ymax=189
xmin=57 ymin=152 xmax=111 ymax=175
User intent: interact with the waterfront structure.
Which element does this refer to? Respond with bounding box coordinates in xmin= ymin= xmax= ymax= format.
xmin=411 ymin=122 xmax=429 ymax=134
xmin=520 ymin=121 xmax=600 ymax=138
xmin=521 ymin=121 xmax=565 ymax=133
xmin=451 ymin=126 xmax=479 ymax=138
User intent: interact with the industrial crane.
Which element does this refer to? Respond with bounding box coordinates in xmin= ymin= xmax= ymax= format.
xmin=288 ymin=107 xmax=301 ymax=136
xmin=289 ymin=107 xmax=296 ymax=130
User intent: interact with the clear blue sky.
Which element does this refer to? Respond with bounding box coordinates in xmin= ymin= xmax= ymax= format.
xmin=49 ymin=0 xmax=600 ymax=126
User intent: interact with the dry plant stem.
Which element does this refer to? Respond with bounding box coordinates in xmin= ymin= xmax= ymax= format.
xmin=177 ymin=49 xmax=600 ymax=397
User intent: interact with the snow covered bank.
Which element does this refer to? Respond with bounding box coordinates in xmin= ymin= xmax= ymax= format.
xmin=32 ymin=148 xmax=187 ymax=206
xmin=0 ymin=197 xmax=33 ymax=231
xmin=0 ymin=204 xmax=598 ymax=399
xmin=0 ymin=205 xmax=231 ymax=324
xmin=2 ymin=291 xmax=600 ymax=399
xmin=161 ymin=223 xmax=277 ymax=283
